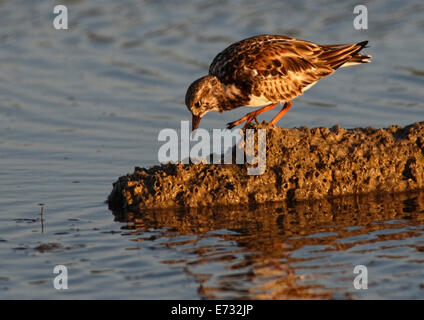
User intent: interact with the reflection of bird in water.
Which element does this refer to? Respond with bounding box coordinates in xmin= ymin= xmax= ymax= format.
xmin=185 ymin=35 xmax=371 ymax=131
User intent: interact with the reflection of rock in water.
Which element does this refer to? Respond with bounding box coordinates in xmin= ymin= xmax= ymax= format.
xmin=111 ymin=192 xmax=424 ymax=299
xmin=108 ymin=122 xmax=424 ymax=210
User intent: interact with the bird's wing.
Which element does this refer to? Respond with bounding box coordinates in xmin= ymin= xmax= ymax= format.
xmin=209 ymin=35 xmax=368 ymax=101
xmin=209 ymin=36 xmax=331 ymax=101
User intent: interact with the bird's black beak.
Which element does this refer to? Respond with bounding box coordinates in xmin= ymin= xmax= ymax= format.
xmin=192 ymin=114 xmax=201 ymax=131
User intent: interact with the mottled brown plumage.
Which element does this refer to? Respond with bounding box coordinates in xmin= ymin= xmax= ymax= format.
xmin=185 ymin=35 xmax=371 ymax=130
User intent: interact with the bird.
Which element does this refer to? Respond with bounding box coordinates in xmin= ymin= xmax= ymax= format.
xmin=185 ymin=35 xmax=371 ymax=131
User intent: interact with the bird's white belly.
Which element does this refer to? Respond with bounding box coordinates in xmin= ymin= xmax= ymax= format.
xmin=245 ymin=79 xmax=318 ymax=107
xmin=246 ymin=94 xmax=274 ymax=107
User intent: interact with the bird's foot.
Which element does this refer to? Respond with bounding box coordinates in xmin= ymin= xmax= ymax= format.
xmin=226 ymin=112 xmax=260 ymax=130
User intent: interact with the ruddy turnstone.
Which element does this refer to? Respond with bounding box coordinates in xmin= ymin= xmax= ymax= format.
xmin=185 ymin=35 xmax=371 ymax=131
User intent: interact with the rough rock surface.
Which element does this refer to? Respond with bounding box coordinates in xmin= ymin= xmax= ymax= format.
xmin=108 ymin=122 xmax=424 ymax=210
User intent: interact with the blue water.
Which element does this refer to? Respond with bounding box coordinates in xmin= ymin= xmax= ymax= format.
xmin=0 ymin=0 xmax=423 ymax=299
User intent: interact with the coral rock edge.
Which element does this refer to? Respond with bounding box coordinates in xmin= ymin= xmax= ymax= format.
xmin=108 ymin=122 xmax=424 ymax=210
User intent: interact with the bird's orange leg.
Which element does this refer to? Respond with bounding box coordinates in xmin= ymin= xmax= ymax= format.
xmin=269 ymin=101 xmax=293 ymax=125
xmin=227 ymin=102 xmax=279 ymax=129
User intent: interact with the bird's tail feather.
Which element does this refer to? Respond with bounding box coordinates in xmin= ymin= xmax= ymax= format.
xmin=340 ymin=53 xmax=372 ymax=67
xmin=320 ymin=40 xmax=371 ymax=69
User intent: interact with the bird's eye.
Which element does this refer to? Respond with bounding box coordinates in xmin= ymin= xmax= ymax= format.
xmin=194 ymin=102 xmax=201 ymax=108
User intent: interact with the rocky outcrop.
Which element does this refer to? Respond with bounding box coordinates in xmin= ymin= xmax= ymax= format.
xmin=108 ymin=122 xmax=424 ymax=210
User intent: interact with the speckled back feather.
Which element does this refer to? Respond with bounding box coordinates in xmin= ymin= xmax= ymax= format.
xmin=209 ymin=35 xmax=370 ymax=104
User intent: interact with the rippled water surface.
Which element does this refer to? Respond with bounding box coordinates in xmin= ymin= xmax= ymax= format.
xmin=1 ymin=0 xmax=424 ymax=299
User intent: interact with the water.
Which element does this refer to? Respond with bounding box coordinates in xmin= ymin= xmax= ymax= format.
xmin=0 ymin=0 xmax=423 ymax=299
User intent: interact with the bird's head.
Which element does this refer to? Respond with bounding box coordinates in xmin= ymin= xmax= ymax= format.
xmin=185 ymin=75 xmax=226 ymax=131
